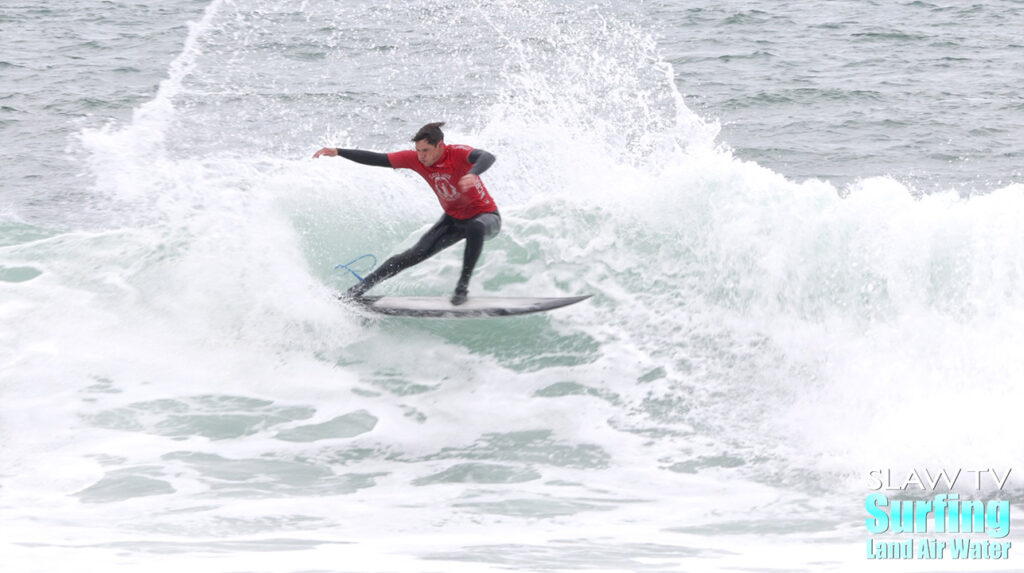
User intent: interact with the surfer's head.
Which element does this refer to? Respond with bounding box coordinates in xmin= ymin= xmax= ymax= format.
xmin=412 ymin=122 xmax=446 ymax=166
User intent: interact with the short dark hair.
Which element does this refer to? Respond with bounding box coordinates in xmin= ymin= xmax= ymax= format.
xmin=412 ymin=122 xmax=445 ymax=145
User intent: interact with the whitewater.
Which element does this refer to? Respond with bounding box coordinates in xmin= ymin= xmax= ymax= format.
xmin=2 ymin=1 xmax=1024 ymax=571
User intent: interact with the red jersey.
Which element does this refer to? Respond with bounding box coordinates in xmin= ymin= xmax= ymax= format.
xmin=387 ymin=144 xmax=497 ymax=220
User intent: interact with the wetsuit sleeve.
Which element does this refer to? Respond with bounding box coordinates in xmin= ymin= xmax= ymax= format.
xmin=335 ymin=148 xmax=392 ymax=168
xmin=467 ymin=148 xmax=496 ymax=175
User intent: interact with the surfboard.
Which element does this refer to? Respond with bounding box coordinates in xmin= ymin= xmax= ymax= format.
xmin=348 ymin=294 xmax=592 ymax=318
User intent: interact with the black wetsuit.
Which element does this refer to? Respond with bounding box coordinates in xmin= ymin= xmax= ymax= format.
xmin=336 ymin=148 xmax=500 ymax=302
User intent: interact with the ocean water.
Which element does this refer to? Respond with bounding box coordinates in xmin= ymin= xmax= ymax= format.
xmin=2 ymin=1 xmax=1023 ymax=572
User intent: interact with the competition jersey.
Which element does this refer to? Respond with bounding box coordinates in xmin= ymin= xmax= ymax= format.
xmin=387 ymin=144 xmax=497 ymax=220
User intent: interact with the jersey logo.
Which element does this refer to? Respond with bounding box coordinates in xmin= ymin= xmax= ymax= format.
xmin=430 ymin=173 xmax=459 ymax=201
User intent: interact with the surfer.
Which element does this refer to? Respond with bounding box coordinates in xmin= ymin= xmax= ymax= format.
xmin=313 ymin=122 xmax=500 ymax=305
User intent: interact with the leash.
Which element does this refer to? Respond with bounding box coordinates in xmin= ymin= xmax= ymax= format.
xmin=334 ymin=254 xmax=377 ymax=282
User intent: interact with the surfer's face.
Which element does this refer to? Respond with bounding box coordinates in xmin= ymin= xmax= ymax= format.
xmin=416 ymin=140 xmax=444 ymax=166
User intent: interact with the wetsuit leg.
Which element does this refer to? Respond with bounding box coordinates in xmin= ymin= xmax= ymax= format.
xmin=347 ymin=215 xmax=462 ymax=297
xmin=453 ymin=212 xmax=502 ymax=296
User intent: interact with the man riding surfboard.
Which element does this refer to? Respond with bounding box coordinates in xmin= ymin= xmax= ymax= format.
xmin=314 ymin=122 xmax=500 ymax=305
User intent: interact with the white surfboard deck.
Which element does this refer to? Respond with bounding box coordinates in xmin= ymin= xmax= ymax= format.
xmin=350 ymin=294 xmax=592 ymax=318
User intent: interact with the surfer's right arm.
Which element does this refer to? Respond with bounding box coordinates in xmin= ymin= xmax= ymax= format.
xmin=312 ymin=147 xmax=392 ymax=167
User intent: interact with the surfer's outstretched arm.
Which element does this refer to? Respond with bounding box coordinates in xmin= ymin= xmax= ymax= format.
xmin=312 ymin=147 xmax=392 ymax=168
